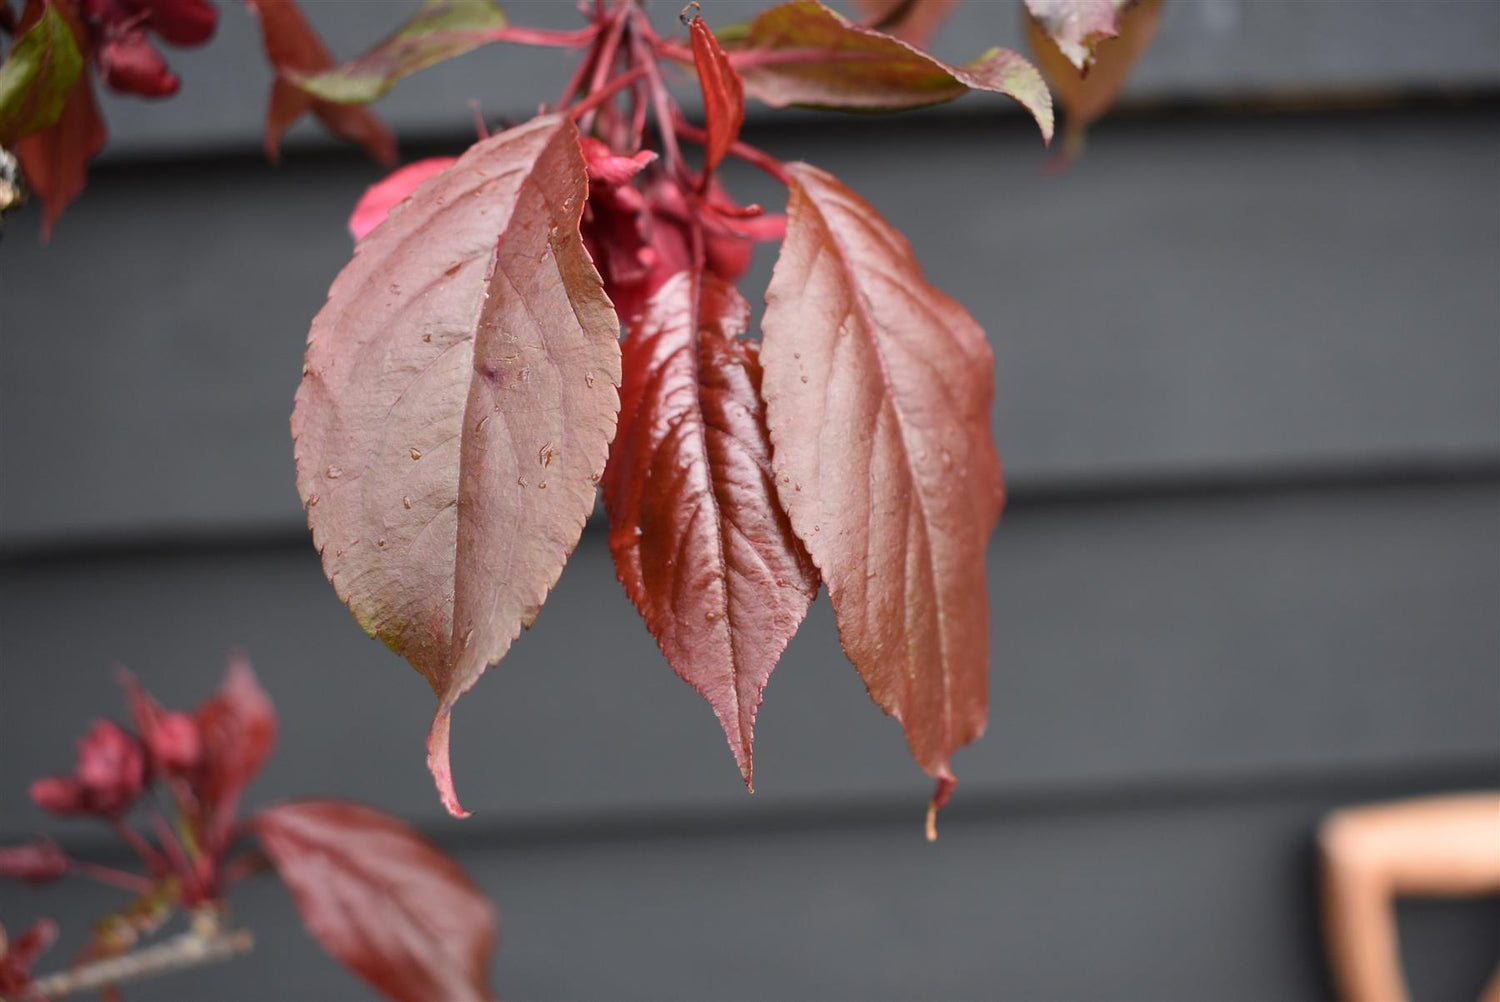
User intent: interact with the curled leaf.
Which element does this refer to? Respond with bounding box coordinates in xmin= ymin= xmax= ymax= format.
xmin=292 ymin=115 xmax=621 ymax=817
xmin=243 ymin=0 xmax=397 ymax=164
xmin=1023 ymin=0 xmax=1127 ymax=72
xmin=0 ymin=0 xmax=83 ymax=147
xmin=688 ymin=15 xmax=744 ymax=176
xmin=253 ymin=799 xmax=497 ymax=1002
xmin=761 ymin=163 xmax=1002 ymax=830
xmin=294 ymin=0 xmax=508 ymax=105
xmin=603 ymin=271 xmax=818 ymax=786
xmin=1026 ymin=0 xmax=1161 ymax=158
xmin=724 ymin=0 xmax=1052 ymax=143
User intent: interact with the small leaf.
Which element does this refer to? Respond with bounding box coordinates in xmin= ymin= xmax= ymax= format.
xmin=253 ymin=799 xmax=497 ymax=1002
xmin=1023 ymin=0 xmax=1127 ymax=72
xmin=242 ymin=0 xmax=397 ymax=164
xmin=761 ymin=163 xmax=1002 ymax=827
xmin=1026 ymin=0 xmax=1160 ymax=158
xmin=724 ymin=0 xmax=1051 ymax=143
xmin=0 ymin=0 xmax=83 ymax=147
xmin=14 ymin=68 xmax=104 ymax=238
xmin=193 ymin=653 xmax=277 ymax=836
xmin=688 ymin=15 xmax=744 ymax=176
xmin=853 ymin=0 xmax=960 ymax=48
xmin=294 ymin=0 xmax=508 ymax=105
xmin=603 ymin=271 xmax=818 ymax=786
xmin=292 ymin=115 xmax=621 ymax=817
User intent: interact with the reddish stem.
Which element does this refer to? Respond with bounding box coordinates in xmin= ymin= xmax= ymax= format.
xmin=674 ymin=118 xmax=790 ymax=185
xmin=479 ymin=25 xmax=597 ymax=48
xmin=631 ymin=15 xmax=687 ymax=184
xmin=70 ymin=860 xmax=156 ymax=895
xmin=568 ymin=66 xmax=649 ymax=121
xmin=111 ymin=819 xmax=168 ymax=876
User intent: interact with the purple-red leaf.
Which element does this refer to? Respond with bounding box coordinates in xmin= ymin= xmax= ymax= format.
xmin=193 ymin=653 xmax=277 ymax=833
xmin=1024 ymin=0 xmax=1127 ymax=72
xmin=688 ymin=15 xmax=744 ymax=176
xmin=1026 ymin=0 xmax=1160 ymax=157
xmin=253 ymin=799 xmax=497 ymax=1002
xmin=293 ymin=0 xmax=508 ymax=105
xmin=724 ymin=0 xmax=1052 ymax=143
xmin=242 ymin=0 xmax=397 ymax=164
xmin=760 ymin=163 xmax=1002 ymax=833
xmin=292 ymin=114 xmax=622 ymax=818
xmin=854 ymin=0 xmax=960 ymax=48
xmin=603 ymin=271 xmax=818 ymax=786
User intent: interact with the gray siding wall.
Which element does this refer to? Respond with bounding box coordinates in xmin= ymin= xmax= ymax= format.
xmin=2 ymin=2 xmax=1497 ymax=998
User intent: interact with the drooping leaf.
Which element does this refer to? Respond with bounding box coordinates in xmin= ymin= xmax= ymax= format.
xmin=761 ymin=163 xmax=1002 ymax=832
xmin=688 ymin=15 xmax=744 ymax=176
xmin=722 ymin=0 xmax=1051 ymax=143
xmin=1026 ymin=0 xmax=1160 ymax=158
xmin=347 ymin=155 xmax=457 ymax=241
xmin=603 ymin=271 xmax=818 ymax=786
xmin=242 ymin=0 xmax=397 ymax=164
xmin=0 ymin=0 xmax=83 ymax=147
xmin=292 ymin=115 xmax=621 ymax=818
xmin=253 ymin=799 xmax=497 ymax=1002
xmin=1023 ymin=0 xmax=1128 ymax=72
xmin=293 ymin=0 xmax=508 ymax=105
xmin=853 ymin=0 xmax=960 ymax=48
xmin=14 ymin=68 xmax=104 ymax=238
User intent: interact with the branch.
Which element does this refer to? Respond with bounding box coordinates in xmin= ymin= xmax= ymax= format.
xmin=28 ymin=923 xmax=252 ymax=999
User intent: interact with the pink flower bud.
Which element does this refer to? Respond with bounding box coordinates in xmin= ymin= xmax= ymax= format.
xmin=148 ymin=711 xmax=201 ymax=773
xmin=0 ymin=842 xmax=68 ymax=885
xmin=74 ymin=719 xmax=146 ymax=816
xmin=29 ymin=776 xmax=89 ymax=815
xmin=97 ymin=31 xmax=181 ymax=98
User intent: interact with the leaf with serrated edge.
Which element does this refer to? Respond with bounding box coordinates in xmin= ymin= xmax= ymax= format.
xmin=603 ymin=271 xmax=818 ymax=787
xmin=295 ymin=0 xmax=508 ymax=104
xmin=291 ymin=114 xmax=621 ymax=817
xmin=1024 ymin=0 xmax=1127 ymax=72
xmin=726 ymin=0 xmax=1051 ymax=143
xmin=688 ymin=16 xmax=744 ymax=175
xmin=761 ymin=163 xmax=1003 ymax=835
xmin=254 ymin=800 xmax=497 ymax=1002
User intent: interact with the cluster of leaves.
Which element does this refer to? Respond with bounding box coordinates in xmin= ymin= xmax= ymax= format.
xmin=0 ymin=657 xmax=496 ymax=1002
xmin=282 ymin=0 xmax=1155 ymax=835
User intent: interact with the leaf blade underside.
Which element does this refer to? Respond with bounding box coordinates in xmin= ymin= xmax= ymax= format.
xmin=253 ymin=799 xmax=498 ymax=1002
xmin=760 ymin=162 xmax=1003 ymax=825
xmin=291 ymin=114 xmax=621 ymax=817
xmin=603 ymin=271 xmax=818 ymax=787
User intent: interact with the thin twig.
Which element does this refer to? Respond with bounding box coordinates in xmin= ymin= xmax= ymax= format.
xmin=28 ymin=926 xmax=253 ymax=999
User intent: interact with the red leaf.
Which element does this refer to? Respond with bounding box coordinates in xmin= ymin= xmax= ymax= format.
xmin=854 ymin=0 xmax=960 ymax=48
xmin=603 ymin=271 xmax=818 ymax=785
xmin=723 ymin=0 xmax=1052 ymax=144
xmin=253 ymin=799 xmax=497 ymax=1002
xmin=292 ymin=115 xmax=621 ymax=817
xmin=688 ymin=15 xmax=744 ymax=176
xmin=13 ymin=55 xmax=104 ymax=238
xmin=347 ymin=155 xmax=457 ymax=241
xmin=0 ymin=0 xmax=85 ymax=147
xmin=242 ymin=0 xmax=396 ymax=165
xmin=193 ymin=653 xmax=277 ymax=839
xmin=760 ymin=164 xmax=1002 ymax=831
